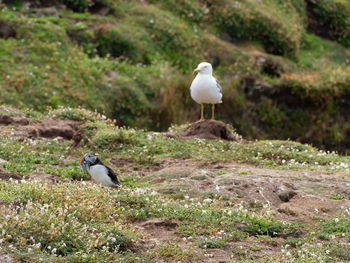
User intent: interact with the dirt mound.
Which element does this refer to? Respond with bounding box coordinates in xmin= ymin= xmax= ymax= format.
xmin=28 ymin=117 xmax=80 ymax=140
xmin=168 ymin=120 xmax=240 ymax=141
xmin=0 ymin=113 xmax=83 ymax=146
xmin=182 ymin=120 xmax=239 ymax=141
xmin=137 ymin=218 xmax=179 ymax=243
xmin=0 ymin=20 xmax=16 ymax=39
xmin=0 ymin=167 xmax=23 ymax=181
xmin=110 ymin=157 xmax=135 ymax=168
xmin=0 ymin=167 xmax=60 ymax=184
xmin=29 ymin=172 xmax=61 ymax=184
xmin=139 ymin=218 xmax=179 ymax=230
xmin=0 ymin=114 xmax=30 ymax=126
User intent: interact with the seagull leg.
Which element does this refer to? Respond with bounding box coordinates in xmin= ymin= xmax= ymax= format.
xmin=200 ymin=104 xmax=204 ymax=121
xmin=211 ymin=104 xmax=215 ymax=120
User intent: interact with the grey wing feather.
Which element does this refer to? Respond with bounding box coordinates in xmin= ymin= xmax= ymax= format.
xmin=214 ymin=78 xmax=222 ymax=94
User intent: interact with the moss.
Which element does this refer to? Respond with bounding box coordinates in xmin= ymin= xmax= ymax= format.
xmin=205 ymin=0 xmax=303 ymax=56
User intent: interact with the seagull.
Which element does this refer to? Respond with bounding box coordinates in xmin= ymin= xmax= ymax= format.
xmin=190 ymin=62 xmax=222 ymax=120
xmin=81 ymin=153 xmax=120 ymax=187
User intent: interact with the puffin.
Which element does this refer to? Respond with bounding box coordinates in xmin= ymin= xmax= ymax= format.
xmin=80 ymin=153 xmax=120 ymax=187
xmin=190 ymin=62 xmax=222 ymax=120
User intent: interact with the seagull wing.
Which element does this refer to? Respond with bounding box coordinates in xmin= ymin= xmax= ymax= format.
xmin=214 ymin=77 xmax=222 ymax=94
xmin=106 ymin=166 xmax=120 ymax=185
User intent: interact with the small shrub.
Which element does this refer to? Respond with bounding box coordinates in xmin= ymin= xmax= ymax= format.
xmin=311 ymin=0 xmax=350 ymax=47
xmin=197 ymin=237 xmax=227 ymax=248
xmin=60 ymin=0 xmax=93 ymax=12
xmin=330 ymin=193 xmax=345 ymax=200
xmin=243 ymin=218 xmax=286 ymax=237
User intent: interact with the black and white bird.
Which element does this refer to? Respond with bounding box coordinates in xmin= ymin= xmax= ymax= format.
xmin=80 ymin=153 xmax=120 ymax=188
xmin=190 ymin=62 xmax=222 ymax=120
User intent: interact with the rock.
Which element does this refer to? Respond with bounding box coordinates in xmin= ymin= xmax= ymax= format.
xmin=278 ymin=190 xmax=297 ymax=202
xmin=36 ymin=7 xmax=59 ymax=17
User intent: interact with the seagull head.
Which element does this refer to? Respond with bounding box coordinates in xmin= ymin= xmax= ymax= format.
xmin=81 ymin=153 xmax=98 ymax=173
xmin=193 ymin=62 xmax=213 ymax=75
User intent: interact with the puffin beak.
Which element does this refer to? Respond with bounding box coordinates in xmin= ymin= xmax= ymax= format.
xmin=193 ymin=68 xmax=200 ymax=75
xmin=81 ymin=155 xmax=87 ymax=173
xmin=81 ymin=162 xmax=87 ymax=173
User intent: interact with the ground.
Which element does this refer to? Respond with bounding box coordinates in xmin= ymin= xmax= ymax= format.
xmin=1 ymin=107 xmax=350 ymax=262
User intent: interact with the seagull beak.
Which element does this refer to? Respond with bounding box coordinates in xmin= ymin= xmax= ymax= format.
xmin=193 ymin=68 xmax=200 ymax=75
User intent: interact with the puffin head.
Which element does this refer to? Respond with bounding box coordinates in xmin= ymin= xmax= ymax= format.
xmin=81 ymin=153 xmax=98 ymax=173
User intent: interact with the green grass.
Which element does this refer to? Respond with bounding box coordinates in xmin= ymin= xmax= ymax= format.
xmin=0 ymin=107 xmax=350 ymax=261
xmin=4 ymin=0 xmax=350 ymax=260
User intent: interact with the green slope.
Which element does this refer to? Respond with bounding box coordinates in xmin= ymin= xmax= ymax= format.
xmin=1 ymin=0 xmax=350 ymax=151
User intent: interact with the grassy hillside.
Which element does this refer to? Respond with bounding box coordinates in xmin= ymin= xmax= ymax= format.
xmin=1 ymin=106 xmax=350 ymax=262
xmin=1 ymin=0 xmax=350 ymax=151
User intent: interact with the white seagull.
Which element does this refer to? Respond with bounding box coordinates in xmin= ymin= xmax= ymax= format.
xmin=190 ymin=62 xmax=222 ymax=120
xmin=81 ymin=153 xmax=120 ymax=188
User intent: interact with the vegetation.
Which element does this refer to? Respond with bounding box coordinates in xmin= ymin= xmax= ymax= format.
xmin=0 ymin=107 xmax=349 ymax=261
xmin=1 ymin=0 xmax=350 ymax=151
xmin=2 ymin=0 xmax=350 ymax=261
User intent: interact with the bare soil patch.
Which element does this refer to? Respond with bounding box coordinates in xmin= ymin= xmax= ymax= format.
xmin=135 ymin=218 xmax=180 ymax=250
xmin=28 ymin=117 xmax=81 ymax=140
xmin=147 ymin=161 xmax=350 ymax=224
xmin=110 ymin=156 xmax=137 ymax=169
xmin=133 ymin=161 xmax=350 ymax=261
xmin=0 ymin=167 xmax=60 ymax=184
xmin=28 ymin=172 xmax=61 ymax=184
xmin=0 ymin=167 xmax=23 ymax=181
xmin=0 ymin=20 xmax=16 ymax=39
xmin=0 ymin=114 xmax=83 ymax=144
xmin=110 ymin=156 xmax=163 ymax=177
xmin=0 ymin=114 xmax=30 ymax=126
